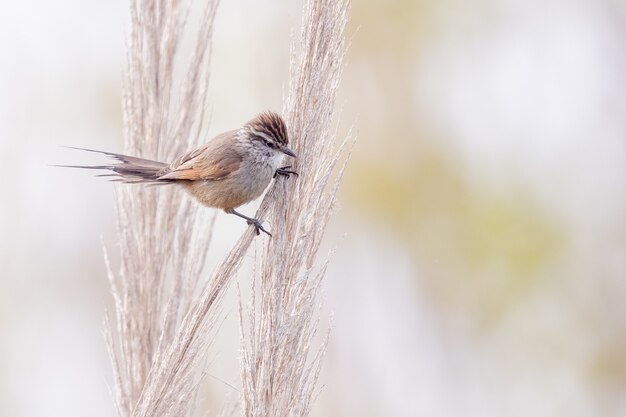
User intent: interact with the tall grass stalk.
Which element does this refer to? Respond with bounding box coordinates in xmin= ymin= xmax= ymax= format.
xmin=103 ymin=0 xmax=349 ymax=416
xmin=104 ymin=1 xmax=219 ymax=416
xmin=239 ymin=0 xmax=351 ymax=416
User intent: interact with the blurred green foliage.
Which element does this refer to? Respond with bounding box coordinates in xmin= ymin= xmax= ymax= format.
xmin=344 ymin=148 xmax=564 ymax=327
xmin=341 ymin=0 xmax=567 ymax=328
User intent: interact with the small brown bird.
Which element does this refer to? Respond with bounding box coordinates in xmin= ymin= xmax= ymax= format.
xmin=60 ymin=111 xmax=297 ymax=236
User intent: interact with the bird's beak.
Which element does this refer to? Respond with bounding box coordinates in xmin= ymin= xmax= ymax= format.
xmin=282 ymin=147 xmax=296 ymax=158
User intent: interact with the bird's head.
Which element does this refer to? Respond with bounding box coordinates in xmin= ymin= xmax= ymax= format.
xmin=245 ymin=111 xmax=296 ymax=159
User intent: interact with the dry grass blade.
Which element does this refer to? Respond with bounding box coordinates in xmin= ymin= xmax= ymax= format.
xmin=239 ymin=0 xmax=352 ymax=416
xmin=105 ymin=0 xmax=349 ymax=416
xmin=104 ymin=1 xmax=219 ymax=417
xmin=130 ymin=0 xmax=350 ymax=414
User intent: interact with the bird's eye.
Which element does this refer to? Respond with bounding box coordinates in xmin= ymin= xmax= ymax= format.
xmin=265 ymin=140 xmax=275 ymax=148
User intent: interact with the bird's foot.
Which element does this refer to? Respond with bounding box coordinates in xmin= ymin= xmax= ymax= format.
xmin=274 ymin=166 xmax=298 ymax=179
xmin=227 ymin=208 xmax=272 ymax=237
xmin=247 ymin=218 xmax=272 ymax=237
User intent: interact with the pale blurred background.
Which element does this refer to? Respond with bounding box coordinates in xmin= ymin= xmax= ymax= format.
xmin=1 ymin=0 xmax=625 ymax=416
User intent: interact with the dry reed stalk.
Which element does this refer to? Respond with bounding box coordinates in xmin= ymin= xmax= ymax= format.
xmin=239 ymin=0 xmax=351 ymax=416
xmin=104 ymin=0 xmax=349 ymax=415
xmin=104 ymin=1 xmax=219 ymax=416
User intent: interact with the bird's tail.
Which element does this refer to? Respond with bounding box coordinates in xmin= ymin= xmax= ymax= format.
xmin=55 ymin=147 xmax=172 ymax=184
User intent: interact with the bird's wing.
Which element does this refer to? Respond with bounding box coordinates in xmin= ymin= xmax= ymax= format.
xmin=158 ymin=131 xmax=243 ymax=181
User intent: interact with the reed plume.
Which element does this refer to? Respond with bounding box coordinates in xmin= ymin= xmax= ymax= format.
xmin=239 ymin=0 xmax=351 ymax=416
xmin=103 ymin=0 xmax=350 ymax=416
xmin=104 ymin=1 xmax=219 ymax=416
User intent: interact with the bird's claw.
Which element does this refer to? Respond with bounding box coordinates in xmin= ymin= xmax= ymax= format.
xmin=274 ymin=166 xmax=299 ymax=179
xmin=247 ymin=218 xmax=272 ymax=237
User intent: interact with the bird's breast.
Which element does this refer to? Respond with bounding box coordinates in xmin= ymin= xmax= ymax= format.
xmin=182 ymin=159 xmax=274 ymax=210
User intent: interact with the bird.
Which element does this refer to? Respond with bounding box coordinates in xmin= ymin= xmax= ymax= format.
xmin=58 ymin=111 xmax=297 ymax=236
